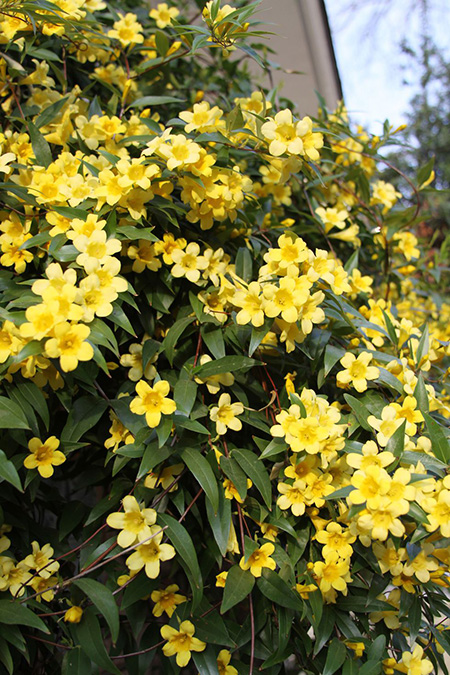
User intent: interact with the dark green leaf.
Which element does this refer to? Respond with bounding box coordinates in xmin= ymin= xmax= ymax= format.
xmin=235 ymin=248 xmax=253 ymax=282
xmin=0 ymin=449 xmax=22 ymax=491
xmin=0 ymin=396 xmax=30 ymax=430
xmin=174 ymin=380 xmax=197 ymax=416
xmin=257 ymin=569 xmax=303 ymax=611
xmin=423 ymin=413 xmax=450 ymax=463
xmin=62 ymin=647 xmax=93 ymax=675
xmin=128 ymin=96 xmax=186 ymax=108
xmin=73 ymin=579 xmax=120 ymax=643
xmin=193 ymin=355 xmax=257 ymax=378
xmin=74 ymin=608 xmax=121 ymax=675
xmin=206 ymin=487 xmax=231 ymax=556
xmin=220 ymin=456 xmax=248 ymax=501
xmin=158 ymin=514 xmax=203 ymax=608
xmin=162 ymin=316 xmax=195 ymax=366
xmin=343 ymin=394 xmax=371 ymax=431
xmin=28 ymin=121 xmax=52 ymax=168
xmin=232 ymin=448 xmax=272 ymax=509
xmin=322 ymin=637 xmax=346 ymax=675
xmin=181 ymin=447 xmax=219 ymax=512
xmin=0 ymin=600 xmax=48 ymax=633
xmin=221 ymin=565 xmax=255 ymax=614
xmin=386 ymin=419 xmax=406 ymax=458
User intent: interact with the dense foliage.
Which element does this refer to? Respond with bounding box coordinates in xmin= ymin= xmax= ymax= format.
xmin=0 ymin=1 xmax=449 ymax=674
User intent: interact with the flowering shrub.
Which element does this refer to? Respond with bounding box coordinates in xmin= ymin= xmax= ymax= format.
xmin=0 ymin=0 xmax=449 ymax=674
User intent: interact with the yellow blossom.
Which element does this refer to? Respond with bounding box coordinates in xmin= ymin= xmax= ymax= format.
xmin=217 ymin=649 xmax=238 ymax=675
xmin=129 ymin=379 xmax=176 ymax=428
xmin=125 ymin=525 xmax=175 ymax=578
xmin=64 ymin=605 xmax=83 ymax=623
xmin=23 ymin=436 xmax=66 ymax=478
xmin=106 ymin=495 xmax=157 ymax=548
xmin=210 ymin=393 xmax=244 ymax=435
xmin=337 ymin=351 xmax=379 ymax=393
xmin=151 ymin=584 xmax=186 ymax=617
xmin=44 ymin=322 xmax=94 ymax=372
xmin=149 ymin=3 xmax=179 ymax=28
xmin=239 ymin=542 xmax=276 ymax=577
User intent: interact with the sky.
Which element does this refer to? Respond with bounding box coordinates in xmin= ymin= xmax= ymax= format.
xmin=324 ymin=0 xmax=450 ymax=133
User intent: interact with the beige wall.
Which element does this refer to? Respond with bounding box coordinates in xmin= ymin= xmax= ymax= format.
xmin=252 ymin=0 xmax=342 ymax=115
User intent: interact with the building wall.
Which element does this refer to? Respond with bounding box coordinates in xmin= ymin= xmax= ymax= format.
xmin=252 ymin=0 xmax=342 ymax=114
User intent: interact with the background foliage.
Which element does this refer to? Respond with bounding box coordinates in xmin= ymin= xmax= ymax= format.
xmin=0 ymin=0 xmax=449 ymax=674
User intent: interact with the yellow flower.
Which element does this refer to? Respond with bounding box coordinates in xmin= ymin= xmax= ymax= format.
xmin=348 ymin=465 xmax=391 ymax=509
xmin=277 ymin=479 xmax=307 ymax=516
xmin=161 ymin=620 xmax=206 ymax=667
xmin=357 ymin=498 xmax=406 ymax=541
xmin=23 ymin=436 xmax=66 ymax=478
xmin=223 ymin=477 xmax=252 ymax=503
xmin=151 ymin=584 xmax=186 ymax=617
xmin=210 ymin=393 xmax=244 ymax=435
xmin=22 ymin=541 xmax=59 ymax=579
xmin=336 ymin=352 xmax=379 ymax=393
xmin=154 ymin=233 xmax=186 ymax=265
xmin=346 ymin=642 xmax=365 ymax=658
xmin=370 ymin=180 xmax=402 ymax=212
xmin=194 ymin=355 xmax=235 ymax=394
xmin=125 ymin=525 xmax=175 ymax=578
xmin=171 ymin=242 xmax=209 ymax=283
xmin=312 ymin=552 xmax=352 ymax=595
xmin=295 ymin=582 xmax=317 ymax=599
xmin=367 ymin=406 xmax=405 ymax=447
xmin=64 ymin=605 xmax=83 ymax=623
xmin=216 ymin=571 xmax=228 ymax=587
xmin=149 ymin=3 xmax=180 ymax=28
xmin=158 ymin=135 xmax=201 ymax=171
xmin=29 ymin=575 xmax=58 ymax=602
xmin=144 ymin=464 xmax=184 ymax=491
xmin=346 ymin=440 xmax=395 ymax=471
xmin=106 ymin=495 xmax=157 ymax=548
xmin=239 ymin=542 xmax=276 ymax=577
xmin=120 ymin=342 xmax=158 ymax=382
xmin=74 ymin=230 xmax=122 ymax=274
xmin=315 ymin=522 xmax=356 ymax=559
xmin=44 ymin=322 xmax=94 ymax=372
xmin=217 ymin=649 xmax=238 ymax=675
xmin=129 ymin=379 xmax=176 ymax=428
xmin=399 ymin=645 xmax=433 ymax=675
xmin=108 ymin=13 xmax=144 ymax=47
xmin=233 ymin=281 xmax=266 ymax=327
xmin=261 ymin=110 xmax=323 ymax=159
xmin=315 ymin=207 xmax=348 ymax=233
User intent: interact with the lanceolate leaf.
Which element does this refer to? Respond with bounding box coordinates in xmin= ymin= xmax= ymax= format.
xmin=73 ymin=578 xmax=120 ymax=643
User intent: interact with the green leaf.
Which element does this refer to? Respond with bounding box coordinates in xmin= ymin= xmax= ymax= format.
xmin=415 ymin=324 xmax=429 ymax=368
xmin=423 ymin=413 xmax=450 ymax=463
xmin=15 ymin=381 xmax=49 ymax=430
xmin=74 ymin=608 xmax=121 ymax=675
xmin=109 ymin=304 xmax=136 ymax=336
xmin=248 ymin=320 xmax=272 ymax=356
xmin=142 ymin=339 xmax=161 ymax=372
xmin=257 ymin=569 xmax=303 ymax=611
xmin=0 ymin=600 xmax=49 ymax=633
xmin=35 ymin=95 xmax=69 ymax=129
xmin=313 ymin=607 xmax=335 ymax=655
xmin=367 ymin=635 xmax=386 ymax=662
xmin=417 ymin=156 xmax=435 ymax=187
xmin=385 ymin=419 xmax=406 ymax=458
xmin=206 ymin=487 xmax=231 ymax=556
xmin=413 ymin=375 xmax=429 ymax=413
xmin=343 ymin=394 xmax=371 ymax=431
xmin=192 ymin=646 xmax=220 ymax=675
xmin=181 ymin=447 xmax=219 ymax=512
xmin=359 ymin=661 xmax=382 ymax=675
xmin=0 ymin=396 xmax=30 ymax=430
xmin=158 ymin=514 xmax=203 ymax=609
xmin=323 ymin=344 xmax=345 ymax=378
xmin=322 ymin=637 xmax=346 ymax=675
xmin=235 ymin=248 xmax=253 ymax=282
xmin=192 ymin=355 xmax=257 ymax=378
xmin=0 ymin=449 xmax=22 ymax=491
xmin=259 ymin=437 xmax=287 ymax=460
xmin=62 ymin=647 xmax=93 ymax=675
xmin=174 ymin=379 xmax=197 ymax=416
xmin=117 ymin=226 xmax=157 ymax=242
xmin=73 ymin=578 xmax=120 ymax=644
xmin=220 ymin=456 xmax=248 ymax=501
xmin=162 ymin=316 xmax=195 ymax=366
xmin=201 ymin=327 xmax=225 ymax=359
xmin=61 ymin=397 xmax=108 ymax=443
xmin=408 ymin=595 xmax=422 ymax=644
xmin=221 ymin=565 xmax=255 ymax=614
xmin=232 ymin=448 xmax=272 ymax=509
xmin=27 ymin=121 xmax=52 ymax=168
xmin=128 ymin=95 xmax=186 ymax=108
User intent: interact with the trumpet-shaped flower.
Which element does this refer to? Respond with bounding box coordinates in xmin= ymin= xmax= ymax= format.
xmin=239 ymin=542 xmax=276 ymax=577
xmin=106 ymin=496 xmax=157 ymax=548
xmin=130 ymin=379 xmax=176 ymax=428
xmin=125 ymin=525 xmax=175 ymax=578
xmin=210 ymin=393 xmax=244 ymax=435
xmin=336 ymin=352 xmax=379 ymax=393
xmin=23 ymin=436 xmax=66 ymax=478
xmin=161 ymin=620 xmax=206 ymax=667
